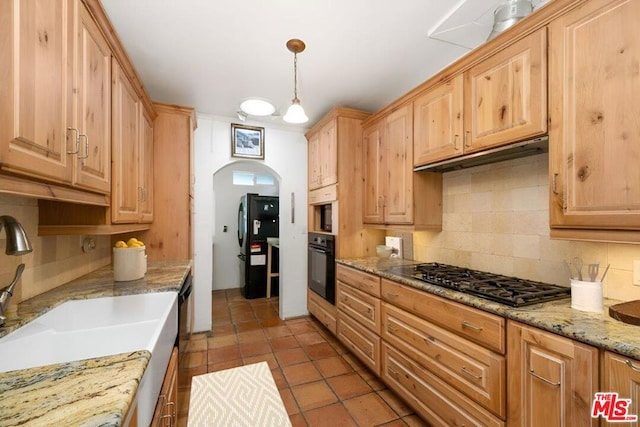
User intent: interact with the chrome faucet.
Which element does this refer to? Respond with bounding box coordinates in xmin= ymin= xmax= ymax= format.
xmin=0 ymin=216 xmax=33 ymax=326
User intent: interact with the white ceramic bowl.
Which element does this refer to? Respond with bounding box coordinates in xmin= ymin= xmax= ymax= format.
xmin=376 ymin=245 xmax=393 ymax=258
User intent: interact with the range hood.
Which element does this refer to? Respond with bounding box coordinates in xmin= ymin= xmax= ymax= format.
xmin=414 ymin=136 xmax=548 ymax=173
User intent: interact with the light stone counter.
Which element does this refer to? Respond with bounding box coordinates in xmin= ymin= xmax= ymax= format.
xmin=0 ymin=259 xmax=191 ymax=426
xmin=338 ymin=257 xmax=640 ymax=360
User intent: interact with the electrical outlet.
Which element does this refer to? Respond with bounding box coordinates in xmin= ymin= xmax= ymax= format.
xmin=634 ymin=260 xmax=640 ymax=286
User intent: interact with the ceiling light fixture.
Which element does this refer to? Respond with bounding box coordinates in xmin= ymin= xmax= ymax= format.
xmin=283 ymin=39 xmax=309 ymax=124
xmin=239 ymin=98 xmax=275 ymax=116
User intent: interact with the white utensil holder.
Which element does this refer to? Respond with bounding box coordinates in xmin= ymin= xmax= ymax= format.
xmin=113 ymin=246 xmax=147 ymax=281
xmin=571 ymin=279 xmax=603 ymax=313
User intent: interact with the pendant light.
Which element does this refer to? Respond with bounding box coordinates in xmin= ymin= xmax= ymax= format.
xmin=283 ymin=39 xmax=309 ymax=124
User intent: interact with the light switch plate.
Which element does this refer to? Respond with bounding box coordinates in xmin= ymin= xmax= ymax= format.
xmin=634 ymin=260 xmax=640 ymax=286
xmin=385 ymin=236 xmax=403 ymax=258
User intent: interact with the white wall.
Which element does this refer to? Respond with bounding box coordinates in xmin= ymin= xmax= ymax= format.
xmin=193 ymin=114 xmax=308 ymax=332
xmin=212 ymin=162 xmax=278 ymax=289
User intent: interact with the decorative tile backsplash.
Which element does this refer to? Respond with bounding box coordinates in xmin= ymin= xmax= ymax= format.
xmin=0 ymin=195 xmax=110 ymax=307
xmin=413 ymin=153 xmax=640 ymax=302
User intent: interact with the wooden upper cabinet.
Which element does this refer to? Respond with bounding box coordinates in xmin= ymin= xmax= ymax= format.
xmin=362 ymin=120 xmax=384 ymax=224
xmin=0 ymin=0 xmax=74 ymax=184
xmin=111 ymin=58 xmax=141 ymax=223
xmin=73 ymin=1 xmax=111 ymax=193
xmin=413 ymin=74 xmax=464 ymax=166
xmin=308 ymin=120 xmax=338 ymax=190
xmin=384 ymin=104 xmax=414 ymax=224
xmin=307 ymin=132 xmax=321 ymax=190
xmin=507 ymin=321 xmax=598 ymax=427
xmin=464 ymin=28 xmax=547 ymax=153
xmin=363 ymin=105 xmax=442 ymax=228
xmin=139 ymin=107 xmax=154 ymax=223
xmin=0 ymin=0 xmax=113 ymax=194
xmin=549 ymin=0 xmax=640 ymax=233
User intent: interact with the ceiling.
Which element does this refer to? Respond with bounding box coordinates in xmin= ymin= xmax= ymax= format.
xmin=101 ymin=0 xmax=548 ymax=128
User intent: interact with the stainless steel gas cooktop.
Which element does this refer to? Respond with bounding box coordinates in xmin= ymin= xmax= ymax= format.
xmin=386 ymin=263 xmax=571 ymax=307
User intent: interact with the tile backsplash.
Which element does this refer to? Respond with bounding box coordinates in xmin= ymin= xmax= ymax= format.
xmin=0 ymin=195 xmax=111 ymax=308
xmin=413 ymin=153 xmax=640 ymax=302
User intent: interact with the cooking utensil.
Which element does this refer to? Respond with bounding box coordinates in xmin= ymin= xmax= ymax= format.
xmin=572 ymin=257 xmax=583 ymax=281
xmin=563 ymin=260 xmax=575 ymax=280
xmin=599 ymin=264 xmax=611 ymax=282
xmin=588 ymin=263 xmax=599 ymax=282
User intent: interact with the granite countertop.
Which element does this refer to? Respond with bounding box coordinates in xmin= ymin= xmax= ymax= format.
xmin=338 ymin=257 xmax=640 ymax=360
xmin=0 ymin=259 xmax=191 ymax=427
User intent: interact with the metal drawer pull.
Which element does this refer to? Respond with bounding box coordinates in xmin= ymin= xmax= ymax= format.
xmin=67 ymin=127 xmax=80 ymax=154
xmin=461 ymin=366 xmax=482 ymax=380
xmin=386 ymin=293 xmax=399 ymax=298
xmin=625 ymin=359 xmax=640 ymax=372
xmin=78 ymin=134 xmax=89 ymax=160
xmin=461 ymin=321 xmax=483 ymax=331
xmin=424 ymin=336 xmax=436 ymax=344
xmin=529 ymin=369 xmax=560 ymax=386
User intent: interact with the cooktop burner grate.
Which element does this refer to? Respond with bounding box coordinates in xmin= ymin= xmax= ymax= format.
xmin=386 ymin=263 xmax=570 ymax=307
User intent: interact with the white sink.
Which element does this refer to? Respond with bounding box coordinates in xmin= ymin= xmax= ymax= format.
xmin=0 ymin=292 xmax=178 ymax=426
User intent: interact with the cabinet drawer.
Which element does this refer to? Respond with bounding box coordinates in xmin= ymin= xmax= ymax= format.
xmin=336 ymin=264 xmax=381 ymax=297
xmin=337 ymin=281 xmax=381 ymax=333
xmin=382 ymin=344 xmax=504 ymax=427
xmin=381 ymin=279 xmax=505 ymax=354
xmin=382 ymin=303 xmax=505 ymax=418
xmin=337 ymin=313 xmax=380 ymax=375
xmin=308 ymin=291 xmax=337 ymax=335
xmin=309 ymin=184 xmax=337 ymax=205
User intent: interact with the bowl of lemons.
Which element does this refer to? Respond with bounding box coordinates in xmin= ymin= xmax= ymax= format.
xmin=113 ymin=237 xmax=147 ymax=281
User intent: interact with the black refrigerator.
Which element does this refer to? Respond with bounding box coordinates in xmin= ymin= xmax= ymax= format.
xmin=237 ymin=193 xmax=279 ymax=299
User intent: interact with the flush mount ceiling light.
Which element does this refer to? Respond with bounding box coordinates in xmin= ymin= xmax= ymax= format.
xmin=239 ymin=98 xmax=276 ymax=117
xmin=283 ymin=39 xmax=309 ymax=124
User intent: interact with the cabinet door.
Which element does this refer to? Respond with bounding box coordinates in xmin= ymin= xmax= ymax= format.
xmin=111 ymin=58 xmax=140 ymax=223
xmin=362 ymin=121 xmax=384 ymax=224
xmin=151 ymin=347 xmax=178 ymax=427
xmin=73 ymin=2 xmax=111 ymax=193
xmin=307 ymin=132 xmax=321 ymax=190
xmin=507 ymin=321 xmax=598 ymax=427
xmin=384 ymin=104 xmax=413 ymax=224
xmin=413 ymin=75 xmax=464 ymax=166
xmin=602 ymin=351 xmax=640 ymax=426
xmin=139 ymin=107 xmax=154 ymax=223
xmin=319 ymin=120 xmax=337 ymax=187
xmin=549 ymin=0 xmax=640 ymax=230
xmin=1 ymin=0 xmax=74 ymax=183
xmin=464 ymin=28 xmax=547 ymax=152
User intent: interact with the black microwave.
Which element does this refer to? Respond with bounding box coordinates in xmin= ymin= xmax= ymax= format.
xmin=320 ymin=204 xmax=332 ymax=232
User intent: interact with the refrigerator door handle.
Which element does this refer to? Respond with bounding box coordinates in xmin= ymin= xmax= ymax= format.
xmin=238 ymin=253 xmax=246 ymax=261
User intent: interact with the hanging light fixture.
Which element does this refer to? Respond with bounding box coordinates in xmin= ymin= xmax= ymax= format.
xmin=283 ymin=39 xmax=309 ymax=124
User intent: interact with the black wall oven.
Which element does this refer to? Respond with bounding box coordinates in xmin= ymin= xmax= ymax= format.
xmin=308 ymin=232 xmax=335 ymax=304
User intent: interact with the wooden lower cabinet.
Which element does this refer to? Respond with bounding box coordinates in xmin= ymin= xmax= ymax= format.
xmin=507 ymin=321 xmax=598 ymax=427
xmin=337 ymin=312 xmax=381 ymax=375
xmin=151 ymin=347 xmax=178 ymax=427
xmin=382 ymin=344 xmax=504 ymax=427
xmin=336 ymin=280 xmax=381 ymax=333
xmin=382 ymin=303 xmax=505 ymax=418
xmin=602 ymin=351 xmax=640 ymax=426
xmin=382 ymin=279 xmax=505 ymax=354
xmin=308 ymin=290 xmax=337 ymax=335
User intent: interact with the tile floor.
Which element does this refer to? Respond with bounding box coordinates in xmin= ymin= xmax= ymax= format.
xmin=177 ymin=288 xmax=428 ymax=426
